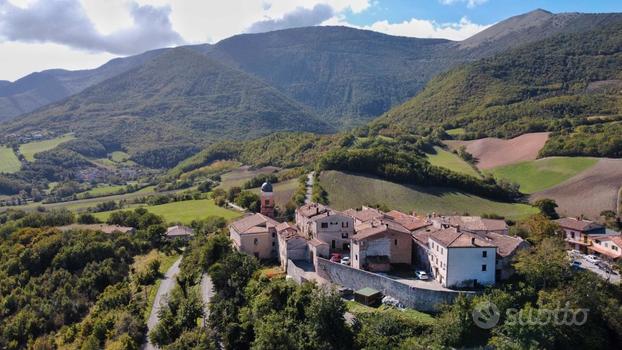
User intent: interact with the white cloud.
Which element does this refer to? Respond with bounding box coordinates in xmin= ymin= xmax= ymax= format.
xmin=0 ymin=41 xmax=114 ymax=81
xmin=327 ymin=16 xmax=491 ymax=41
xmin=439 ymin=0 xmax=489 ymax=8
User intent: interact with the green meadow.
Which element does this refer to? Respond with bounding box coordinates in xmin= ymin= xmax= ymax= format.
xmin=487 ymin=157 xmax=598 ymax=194
xmin=426 ymin=146 xmax=480 ymax=178
xmin=19 ymin=134 xmax=75 ymax=161
xmin=0 ymin=147 xmax=21 ymax=173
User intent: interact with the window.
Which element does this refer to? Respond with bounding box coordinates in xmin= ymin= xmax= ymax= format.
xmin=355 ymin=254 xmax=358 ymax=260
xmin=342 ymin=232 xmax=348 ymax=239
xmin=254 ymin=238 xmax=259 ymax=246
xmin=571 ymin=232 xmax=575 ymax=239
xmin=331 ymin=240 xmax=336 ymax=249
xmin=482 ymin=264 xmax=487 ymax=272
xmin=272 ymin=242 xmax=275 ymax=247
xmin=272 ymin=232 xmax=276 ymax=238
xmin=342 ymin=222 xmax=349 ymax=228
xmin=482 ymin=251 xmax=487 ymax=258
xmin=321 ymin=223 xmax=328 ymax=229
xmin=394 ymin=239 xmax=398 ymax=246
xmin=614 ymin=246 xmax=619 ymax=251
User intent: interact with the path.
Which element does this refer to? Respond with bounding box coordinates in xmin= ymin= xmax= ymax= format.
xmin=143 ymin=257 xmax=182 ymax=350
xmin=200 ymin=274 xmax=215 ymax=325
xmin=226 ymin=201 xmax=246 ymax=212
xmin=305 ymin=171 xmax=314 ymax=204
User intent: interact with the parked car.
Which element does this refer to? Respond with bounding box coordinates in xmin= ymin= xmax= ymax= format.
xmin=330 ymin=253 xmax=342 ymax=263
xmin=596 ymin=261 xmax=616 ymax=274
xmin=340 ymin=256 xmax=350 ymax=265
xmin=570 ymin=260 xmax=583 ymax=269
xmin=585 ymin=255 xmax=600 ymax=263
xmin=415 ymin=271 xmax=429 ymax=280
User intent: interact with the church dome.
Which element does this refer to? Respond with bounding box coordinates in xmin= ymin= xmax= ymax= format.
xmin=261 ymin=182 xmax=273 ymax=192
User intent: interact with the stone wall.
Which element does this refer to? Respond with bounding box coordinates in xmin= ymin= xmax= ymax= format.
xmin=315 ymin=258 xmax=473 ymax=312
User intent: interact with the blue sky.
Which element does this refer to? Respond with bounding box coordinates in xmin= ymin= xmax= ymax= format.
xmin=346 ymin=0 xmax=622 ymax=27
xmin=2 ymin=0 xmax=622 ymax=81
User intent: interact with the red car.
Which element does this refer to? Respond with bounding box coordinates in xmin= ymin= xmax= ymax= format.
xmin=330 ymin=253 xmax=342 ymax=263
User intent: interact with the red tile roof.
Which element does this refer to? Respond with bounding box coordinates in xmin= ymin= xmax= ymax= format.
xmin=556 ymin=217 xmax=603 ymax=232
xmin=385 ymin=210 xmax=431 ymax=231
xmin=353 ymin=218 xmax=411 ymax=241
xmin=430 ymin=227 xmax=495 ymax=248
xmin=230 ymin=213 xmax=279 ymax=234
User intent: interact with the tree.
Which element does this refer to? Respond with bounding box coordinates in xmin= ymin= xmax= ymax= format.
xmin=514 ymin=238 xmax=569 ymax=289
xmin=534 ymin=198 xmax=559 ymax=219
xmin=78 ymin=213 xmax=98 ymax=224
xmin=235 ymin=191 xmax=260 ymax=212
xmin=519 ymin=214 xmax=561 ymax=244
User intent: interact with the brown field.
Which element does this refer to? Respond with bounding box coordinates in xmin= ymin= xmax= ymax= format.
xmin=531 ymin=158 xmax=622 ymax=219
xmin=445 ymin=132 xmax=549 ymax=169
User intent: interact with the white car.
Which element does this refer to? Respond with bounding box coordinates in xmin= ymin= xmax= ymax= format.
xmin=415 ymin=271 xmax=429 ymax=280
xmin=585 ymin=255 xmax=600 ymax=263
xmin=340 ymin=256 xmax=350 ymax=265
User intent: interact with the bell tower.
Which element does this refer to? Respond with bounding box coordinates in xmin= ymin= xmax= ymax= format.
xmin=260 ymin=182 xmax=275 ymax=218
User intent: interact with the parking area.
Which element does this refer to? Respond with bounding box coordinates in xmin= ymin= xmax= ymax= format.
xmin=570 ymin=252 xmax=621 ymax=284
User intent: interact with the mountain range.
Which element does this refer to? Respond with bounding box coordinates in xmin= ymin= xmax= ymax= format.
xmin=2 ymin=9 xmax=622 ymax=156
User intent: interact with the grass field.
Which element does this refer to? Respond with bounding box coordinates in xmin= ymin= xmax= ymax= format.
xmin=320 ymin=171 xmax=538 ymax=219
xmin=488 ymin=157 xmax=599 ymax=194
xmin=0 ymin=146 xmax=21 ymax=173
xmin=19 ymin=134 xmax=75 ymax=161
xmin=111 ymin=151 xmax=130 ymax=162
xmin=218 ymin=165 xmax=280 ymax=190
xmin=93 ymin=199 xmax=242 ymax=224
xmin=426 ymin=146 xmax=480 ymax=178
xmin=78 ymin=184 xmax=127 ymax=198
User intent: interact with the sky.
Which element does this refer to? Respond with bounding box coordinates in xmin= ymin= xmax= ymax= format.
xmin=1 ymin=0 xmax=621 ymax=81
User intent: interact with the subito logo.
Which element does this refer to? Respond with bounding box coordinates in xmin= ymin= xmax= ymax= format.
xmin=472 ymin=301 xmax=500 ymax=329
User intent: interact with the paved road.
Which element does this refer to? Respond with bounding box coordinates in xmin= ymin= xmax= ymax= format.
xmin=305 ymin=172 xmax=314 ymax=204
xmin=143 ymin=257 xmax=182 ymax=350
xmin=200 ymin=274 xmax=215 ymax=321
xmin=572 ymin=254 xmax=621 ymax=284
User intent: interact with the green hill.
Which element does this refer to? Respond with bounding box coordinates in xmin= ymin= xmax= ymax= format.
xmin=320 ymin=171 xmax=537 ymax=219
xmin=487 ymin=157 xmax=599 ymax=194
xmin=371 ymin=19 xmax=622 ymax=158
xmin=2 ymin=48 xmax=331 ymax=156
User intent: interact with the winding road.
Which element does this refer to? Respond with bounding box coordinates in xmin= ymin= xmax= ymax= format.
xmin=143 ymin=257 xmax=182 ymax=350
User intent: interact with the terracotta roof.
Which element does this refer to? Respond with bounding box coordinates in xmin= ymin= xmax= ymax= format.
xmin=308 ymin=238 xmax=328 ymax=247
xmin=230 ymin=213 xmax=279 ymax=234
xmin=556 ymin=217 xmax=603 ymax=232
xmin=440 ymin=216 xmax=507 ymax=232
xmin=480 ymin=232 xmax=526 ymax=257
xmin=276 ymin=222 xmax=302 ymax=241
xmin=430 ymin=227 xmax=495 ymax=248
xmin=413 ymin=227 xmax=442 ymax=246
xmin=385 ymin=210 xmax=431 ymax=231
xmin=589 ymin=243 xmax=622 ymax=260
xmin=353 ymin=218 xmax=411 ymax=241
xmin=343 ymin=208 xmax=384 ymax=223
xmin=297 ymin=203 xmax=330 ymax=218
xmin=166 ymin=225 xmax=194 ymax=237
xmin=57 ymin=224 xmax=134 ymax=234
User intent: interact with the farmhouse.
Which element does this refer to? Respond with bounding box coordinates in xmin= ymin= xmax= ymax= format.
xmin=165 ymin=225 xmax=194 ymax=241
xmin=557 ymin=217 xmax=606 ymax=253
xmin=588 ymin=235 xmax=622 ymax=261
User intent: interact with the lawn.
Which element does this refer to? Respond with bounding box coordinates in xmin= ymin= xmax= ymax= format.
xmin=19 ymin=134 xmax=75 ymax=161
xmin=345 ymin=301 xmax=435 ymax=325
xmin=111 ymin=151 xmax=130 ymax=162
xmin=93 ymin=199 xmax=242 ymax=224
xmin=0 ymin=146 xmax=21 ymax=173
xmin=487 ymin=157 xmax=599 ymax=194
xmin=320 ymin=171 xmax=538 ymax=220
xmin=426 ymin=146 xmax=480 ymax=178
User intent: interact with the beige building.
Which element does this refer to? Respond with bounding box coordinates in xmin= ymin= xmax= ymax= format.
xmin=556 ymin=217 xmax=606 ymax=253
xmin=276 ymin=222 xmax=309 ymax=270
xmin=229 ymin=213 xmax=279 ymax=259
xmin=351 ymin=218 xmax=412 ymax=272
xmin=296 ymin=203 xmax=354 ymax=252
xmin=589 ymin=235 xmax=622 ymax=261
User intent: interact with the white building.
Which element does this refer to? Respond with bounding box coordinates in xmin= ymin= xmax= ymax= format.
xmin=428 ymin=227 xmax=496 ymax=288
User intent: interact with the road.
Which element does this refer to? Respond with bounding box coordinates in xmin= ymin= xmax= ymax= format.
xmin=305 ymin=171 xmax=314 ymax=204
xmin=143 ymin=257 xmax=182 ymax=350
xmin=226 ymin=201 xmax=246 ymax=212
xmin=200 ymin=273 xmax=215 ymax=321
xmin=573 ymin=254 xmax=621 ymax=284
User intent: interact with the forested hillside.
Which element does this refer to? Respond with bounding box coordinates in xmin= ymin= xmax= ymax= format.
xmin=370 ymin=19 xmax=622 ymax=157
xmin=2 ymin=48 xmax=330 ymax=154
